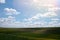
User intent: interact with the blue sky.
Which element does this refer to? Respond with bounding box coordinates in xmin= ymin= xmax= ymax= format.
xmin=0 ymin=0 xmax=60 ymax=28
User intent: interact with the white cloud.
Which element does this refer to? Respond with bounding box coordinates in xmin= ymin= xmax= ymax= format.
xmin=0 ymin=0 xmax=5 ymax=3
xmin=6 ymin=16 xmax=15 ymax=22
xmin=0 ymin=18 xmax=4 ymax=22
xmin=4 ymin=8 xmax=20 ymax=15
xmin=51 ymin=18 xmax=60 ymax=21
xmin=35 ymin=0 xmax=56 ymax=8
xmin=41 ymin=12 xmax=57 ymax=17
xmin=0 ymin=16 xmax=27 ymax=28
xmin=48 ymin=7 xmax=60 ymax=12
xmin=23 ymin=20 xmax=60 ymax=27
xmin=25 ymin=11 xmax=57 ymax=21
xmin=0 ymin=16 xmax=60 ymax=28
xmin=0 ymin=16 xmax=15 ymax=24
xmin=25 ymin=20 xmax=60 ymax=27
xmin=32 ymin=0 xmax=56 ymax=7
xmin=0 ymin=16 xmax=17 ymax=28
xmin=47 ymin=21 xmax=60 ymax=27
xmin=24 ymin=14 xmax=40 ymax=21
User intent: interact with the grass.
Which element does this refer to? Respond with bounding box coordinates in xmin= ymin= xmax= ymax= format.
xmin=0 ymin=28 xmax=60 ymax=40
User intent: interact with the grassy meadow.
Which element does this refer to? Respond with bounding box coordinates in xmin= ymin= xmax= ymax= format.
xmin=0 ymin=27 xmax=60 ymax=40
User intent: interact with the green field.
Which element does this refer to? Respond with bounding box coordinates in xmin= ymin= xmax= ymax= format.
xmin=0 ymin=27 xmax=60 ymax=40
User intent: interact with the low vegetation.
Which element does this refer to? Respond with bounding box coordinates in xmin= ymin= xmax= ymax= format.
xmin=0 ymin=27 xmax=60 ymax=40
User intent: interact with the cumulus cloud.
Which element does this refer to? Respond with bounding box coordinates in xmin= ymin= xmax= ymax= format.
xmin=40 ymin=12 xmax=57 ymax=17
xmin=48 ymin=7 xmax=60 ymax=12
xmin=0 ymin=8 xmax=22 ymax=28
xmin=47 ymin=20 xmax=60 ymax=27
xmin=24 ymin=14 xmax=40 ymax=21
xmin=0 ymin=16 xmax=15 ymax=24
xmin=0 ymin=16 xmax=60 ymax=28
xmin=0 ymin=16 xmax=18 ymax=28
xmin=32 ymin=0 xmax=56 ymax=7
xmin=51 ymin=18 xmax=60 ymax=21
xmin=23 ymin=20 xmax=60 ymax=27
xmin=25 ymin=11 xmax=57 ymax=21
xmin=0 ymin=16 xmax=27 ymax=28
xmin=4 ymin=8 xmax=20 ymax=15
xmin=28 ymin=19 xmax=60 ymax=27
xmin=0 ymin=0 xmax=5 ymax=3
